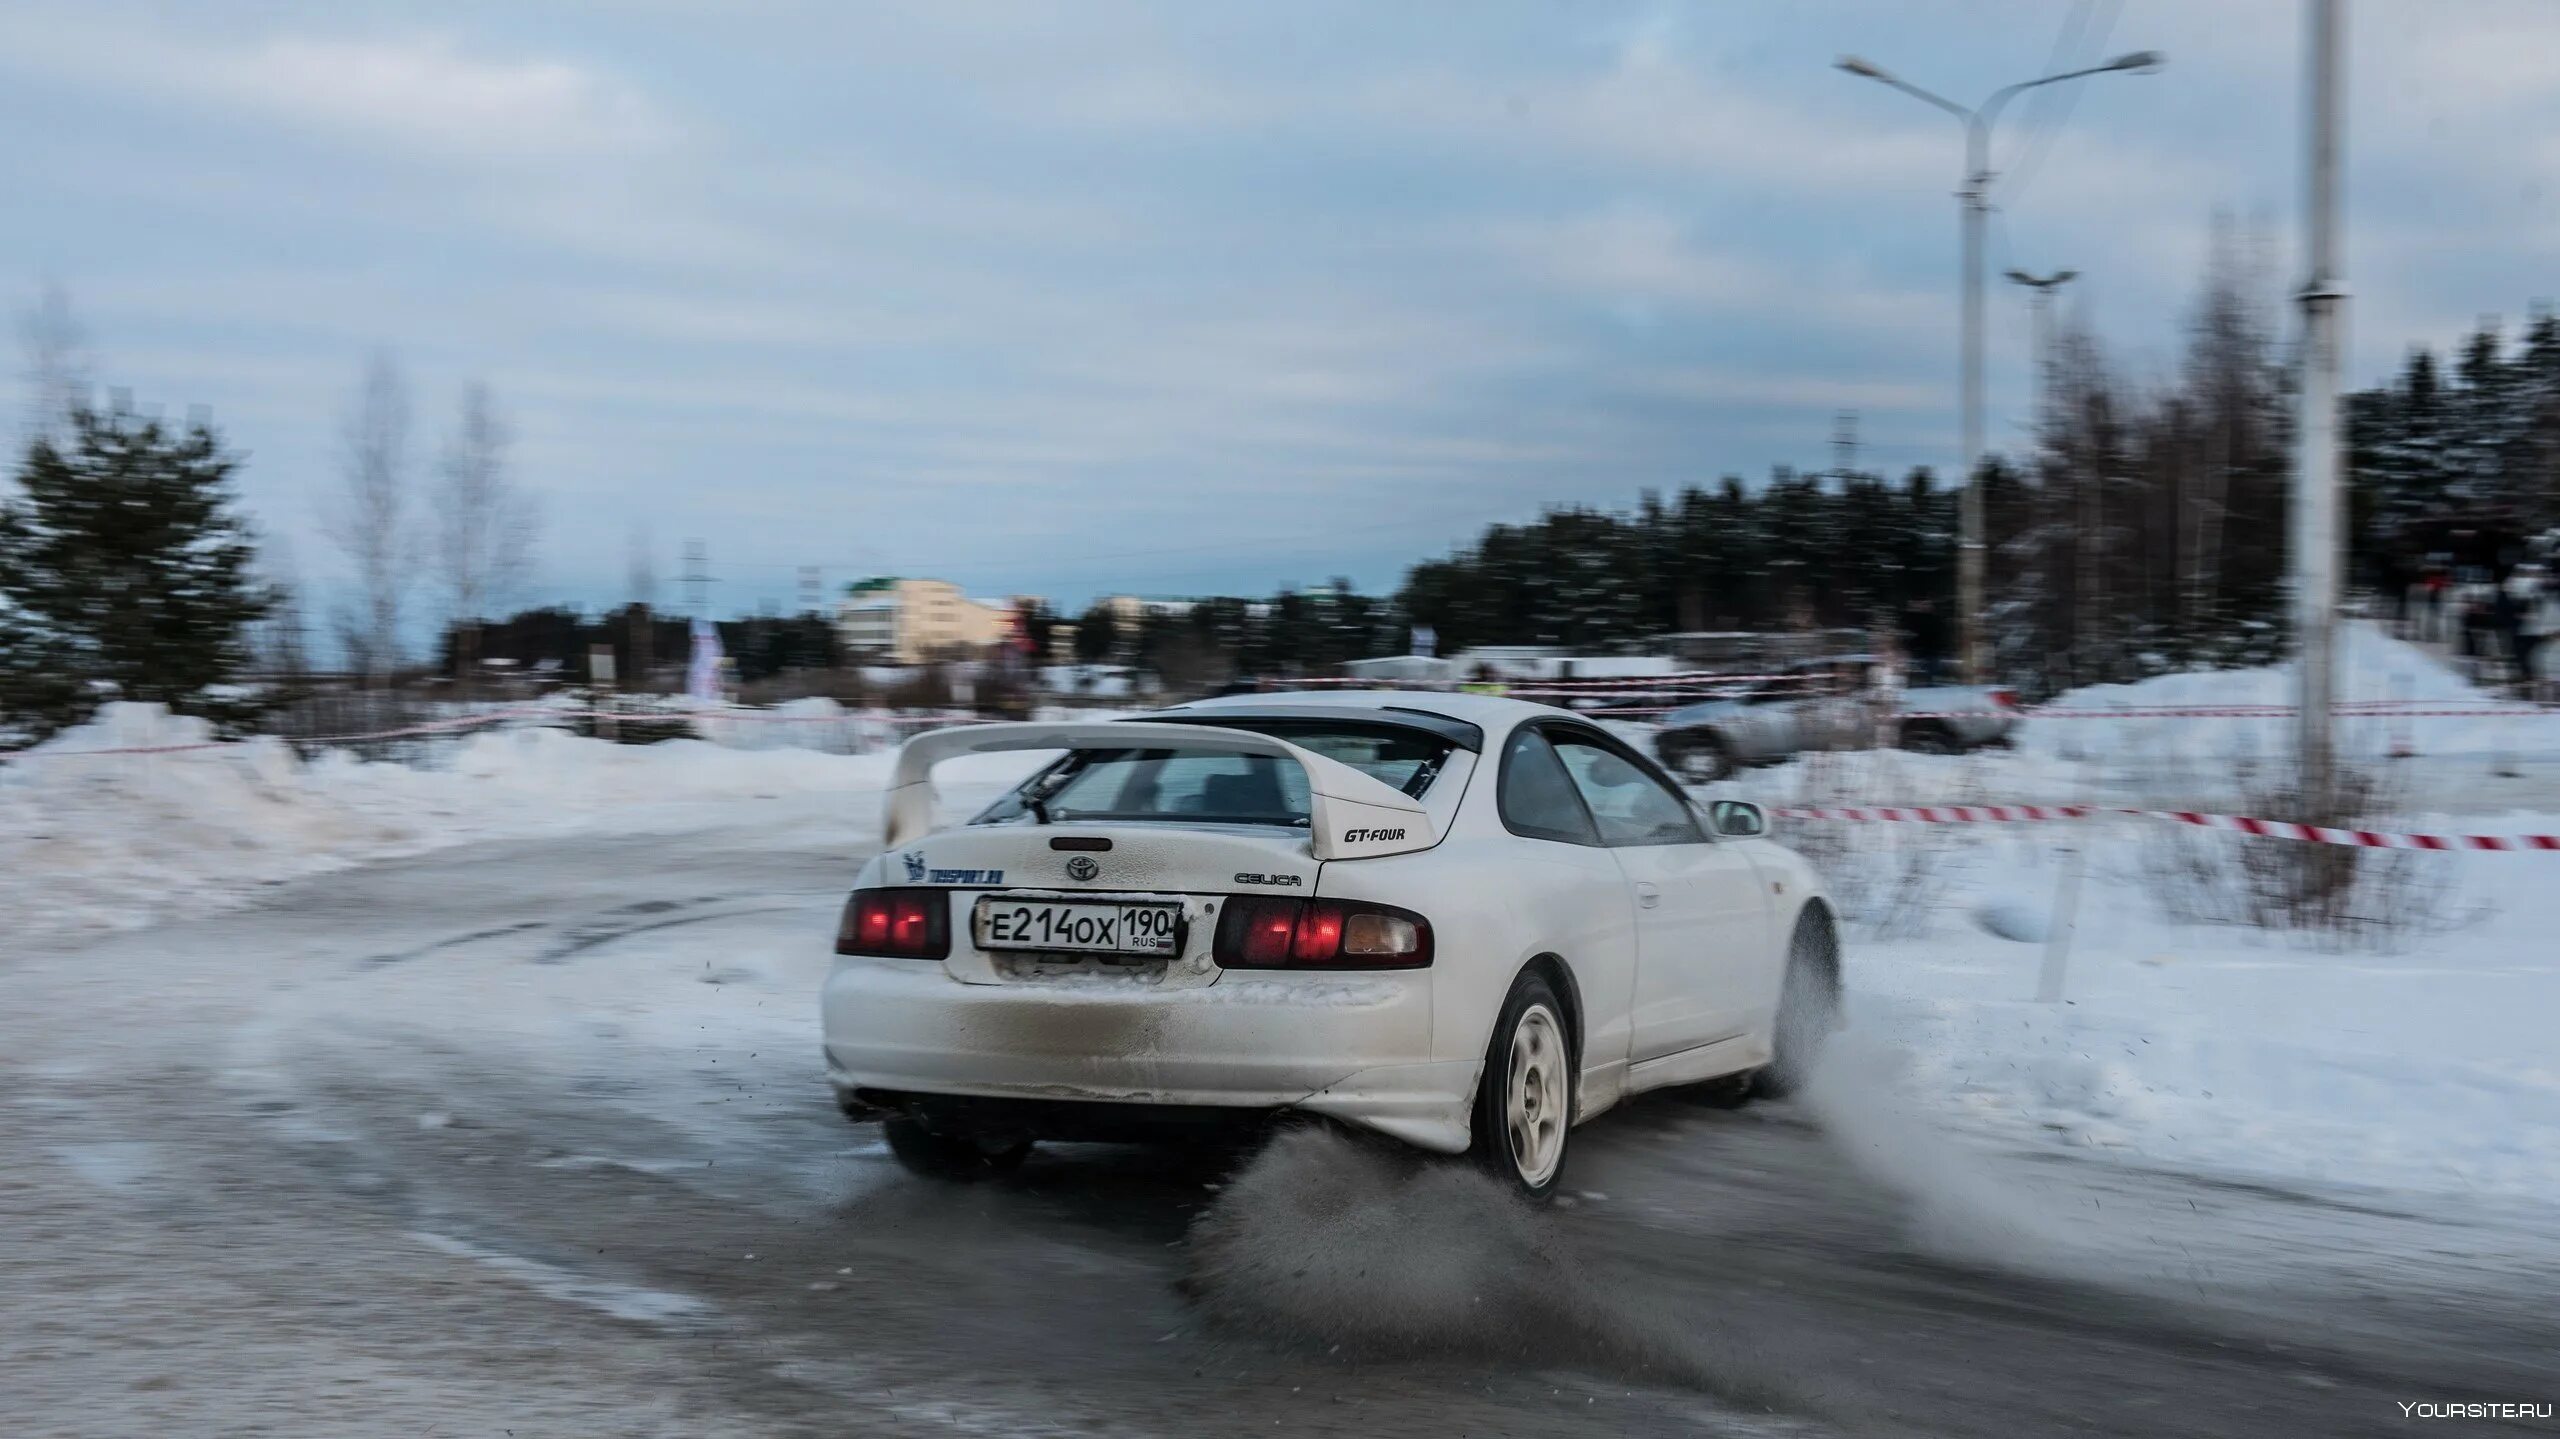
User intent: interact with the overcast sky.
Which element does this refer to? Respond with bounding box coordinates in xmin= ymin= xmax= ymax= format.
xmin=5 ymin=1 xmax=2556 ymax=616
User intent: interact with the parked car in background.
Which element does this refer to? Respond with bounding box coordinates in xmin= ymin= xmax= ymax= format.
xmin=1650 ymin=655 xmax=2019 ymax=782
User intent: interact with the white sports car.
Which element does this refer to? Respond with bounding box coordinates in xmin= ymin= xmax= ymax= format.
xmin=820 ymin=691 xmax=1839 ymax=1197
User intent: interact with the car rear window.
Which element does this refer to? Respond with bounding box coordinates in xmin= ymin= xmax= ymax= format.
xmin=973 ymin=723 xmax=1452 ymax=828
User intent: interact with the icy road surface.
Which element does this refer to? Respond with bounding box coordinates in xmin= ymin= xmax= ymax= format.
xmin=5 ymin=821 xmax=2557 ymax=1438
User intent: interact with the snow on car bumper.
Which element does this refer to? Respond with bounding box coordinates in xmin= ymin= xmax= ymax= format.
xmin=820 ymin=957 xmax=1476 ymax=1153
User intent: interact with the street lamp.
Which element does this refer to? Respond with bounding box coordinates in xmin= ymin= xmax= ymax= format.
xmin=1837 ymin=49 xmax=2161 ymax=683
xmin=2008 ymin=267 xmax=2084 ymax=682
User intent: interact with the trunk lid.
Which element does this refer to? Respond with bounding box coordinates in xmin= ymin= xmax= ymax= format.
xmin=886 ymin=821 xmax=1316 ymax=988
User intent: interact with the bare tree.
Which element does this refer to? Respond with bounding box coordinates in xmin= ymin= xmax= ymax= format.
xmin=327 ymin=350 xmax=416 ymax=682
xmin=253 ymin=532 xmax=313 ymax=682
xmin=429 ymin=381 xmax=538 ymax=689
xmin=17 ymin=280 xmax=89 ymax=455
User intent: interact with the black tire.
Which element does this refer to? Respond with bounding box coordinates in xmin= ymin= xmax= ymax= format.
xmin=1471 ymin=970 xmax=1575 ymax=1200
xmin=882 ymin=1115 xmax=1032 ymax=1180
xmin=1755 ymin=909 xmax=1842 ymax=1099
xmin=1683 ymin=1071 xmax=1756 ymax=1108
xmin=1899 ymin=722 xmax=1958 ymax=756
xmin=1664 ymin=733 xmax=1735 ymax=783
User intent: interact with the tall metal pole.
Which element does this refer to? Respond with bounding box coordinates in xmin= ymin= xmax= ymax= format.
xmin=1835 ymin=51 xmax=2161 ymax=688
xmin=2010 ymin=268 xmax=2078 ymax=676
xmin=1960 ymin=125 xmax=1990 ymax=683
xmin=2294 ymin=0 xmax=2346 ymax=816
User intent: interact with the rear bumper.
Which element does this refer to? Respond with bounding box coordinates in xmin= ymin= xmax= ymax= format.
xmin=820 ymin=957 xmax=1476 ymax=1153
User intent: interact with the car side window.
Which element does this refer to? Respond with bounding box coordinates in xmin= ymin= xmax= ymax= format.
xmin=1497 ymin=728 xmax=1602 ymax=846
xmin=1549 ymin=733 xmax=1706 ymax=846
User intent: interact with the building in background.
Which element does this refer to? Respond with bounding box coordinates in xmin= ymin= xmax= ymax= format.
xmin=835 ymin=577 xmax=1011 ymax=664
xmin=1101 ymin=594 xmax=1200 ymax=631
xmin=1339 ymin=654 xmax=1461 ymax=686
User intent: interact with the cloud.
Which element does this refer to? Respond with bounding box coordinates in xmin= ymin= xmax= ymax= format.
xmin=1485 ymin=201 xmax=1945 ymax=344
xmin=0 ymin=17 xmax=671 ymax=161
xmin=1362 ymin=41 xmax=1951 ymax=193
xmin=217 ymin=35 xmax=669 ymax=157
xmin=1638 ymin=368 xmax=1941 ymax=413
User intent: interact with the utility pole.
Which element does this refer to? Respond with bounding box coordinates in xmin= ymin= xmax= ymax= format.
xmin=1959 ymin=164 xmax=1987 ymax=682
xmin=2294 ymin=0 xmax=2347 ymax=818
xmin=1836 ymin=48 xmax=2162 ymax=683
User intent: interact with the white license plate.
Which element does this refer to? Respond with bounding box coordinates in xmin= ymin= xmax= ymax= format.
xmin=973 ymin=897 xmax=1182 ymax=956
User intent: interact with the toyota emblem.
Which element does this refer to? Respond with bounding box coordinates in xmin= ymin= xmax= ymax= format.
xmin=1064 ymin=855 xmax=1101 ymax=882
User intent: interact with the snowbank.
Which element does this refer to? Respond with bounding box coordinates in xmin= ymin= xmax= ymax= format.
xmin=1841 ymin=826 xmax=2560 ymax=1202
xmin=1 ymin=704 xmax=1044 ymax=949
xmin=2021 ymin=620 xmax=2551 ymax=767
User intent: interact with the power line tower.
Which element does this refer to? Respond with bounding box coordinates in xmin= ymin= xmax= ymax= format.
xmin=682 ymin=540 xmax=710 ymax=620
xmin=627 ymin=527 xmax=657 ymax=692
xmin=798 ymin=565 xmax=822 ymax=616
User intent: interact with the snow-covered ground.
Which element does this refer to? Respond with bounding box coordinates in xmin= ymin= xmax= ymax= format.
xmin=2018 ymin=620 xmax=2559 ymax=778
xmin=1723 ymin=621 xmax=2560 ymax=1203
xmin=7 ymin=626 xmax=2559 ymax=1211
xmin=0 ymin=705 xmax=1047 ymax=949
xmin=1837 ymin=835 xmax=2560 ymax=1202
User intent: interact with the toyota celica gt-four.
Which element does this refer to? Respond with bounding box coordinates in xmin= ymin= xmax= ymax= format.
xmin=820 ymin=691 xmax=1840 ymax=1197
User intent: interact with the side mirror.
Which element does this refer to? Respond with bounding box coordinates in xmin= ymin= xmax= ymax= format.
xmin=1708 ymin=799 xmax=1767 ymax=838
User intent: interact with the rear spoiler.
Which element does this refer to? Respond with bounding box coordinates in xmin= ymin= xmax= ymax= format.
xmin=883 ymin=721 xmax=1438 ymax=861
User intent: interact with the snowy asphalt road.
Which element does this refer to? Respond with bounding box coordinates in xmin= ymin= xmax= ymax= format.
xmin=6 ymin=822 xmax=2556 ymax=1438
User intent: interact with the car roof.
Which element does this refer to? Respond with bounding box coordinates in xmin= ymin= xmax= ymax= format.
xmin=1150 ymin=689 xmax=1572 ymax=746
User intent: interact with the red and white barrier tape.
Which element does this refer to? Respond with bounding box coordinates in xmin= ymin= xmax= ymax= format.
xmin=1276 ymin=670 xmax=1817 ymax=691
xmin=2127 ymin=809 xmax=2560 ymax=851
xmin=4 ymin=707 xmax=548 ymax=761
xmin=1772 ymin=803 xmax=2096 ymax=823
xmin=3 ymin=705 xmax=986 ymax=762
xmin=1772 ymin=801 xmax=2560 ymax=850
xmin=1508 ymin=674 xmax=1819 ymax=692
xmin=1894 ymin=696 xmax=2549 ymax=711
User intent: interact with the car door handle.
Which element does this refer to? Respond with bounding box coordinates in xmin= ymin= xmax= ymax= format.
xmin=1634 ymin=882 xmax=1661 ymax=909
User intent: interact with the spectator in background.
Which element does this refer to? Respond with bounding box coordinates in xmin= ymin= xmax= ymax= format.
xmin=2506 ymin=565 xmax=2548 ymax=696
xmin=1900 ymin=597 xmax=1949 ymax=685
xmin=2376 ymin=550 xmax=2411 ymax=630
xmin=2493 ymin=574 xmax=2524 ymax=681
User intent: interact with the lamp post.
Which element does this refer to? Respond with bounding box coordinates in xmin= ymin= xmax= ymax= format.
xmin=2005 ymin=267 xmax=2078 ymax=420
xmin=1837 ymin=50 xmax=2162 ymax=684
xmin=2007 ymin=267 xmax=2086 ymax=684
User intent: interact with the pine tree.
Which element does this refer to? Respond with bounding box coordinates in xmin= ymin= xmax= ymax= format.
xmin=0 ymin=403 xmax=272 ymax=740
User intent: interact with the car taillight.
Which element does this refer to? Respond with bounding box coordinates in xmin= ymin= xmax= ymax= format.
xmin=1991 ymin=687 xmax=2019 ymax=710
xmin=1215 ymin=897 xmax=1431 ymax=970
xmin=835 ymin=888 xmax=950 ymax=960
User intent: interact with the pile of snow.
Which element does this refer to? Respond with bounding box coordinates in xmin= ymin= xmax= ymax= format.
xmin=2021 ymin=620 xmax=2549 ymax=766
xmin=1 ymin=703 xmax=1044 ymax=949
xmin=1849 ymin=835 xmax=2560 ymax=1201
xmin=1685 ymin=628 xmax=2560 ymax=1200
xmin=685 ymin=697 xmax=886 ymax=754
